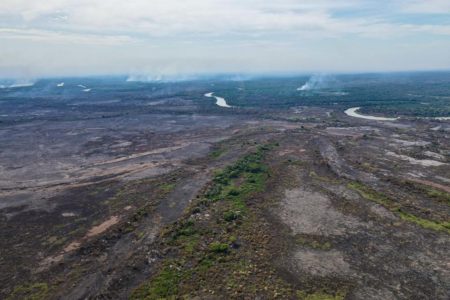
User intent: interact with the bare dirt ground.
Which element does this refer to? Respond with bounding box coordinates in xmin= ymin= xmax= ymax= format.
xmin=1 ymin=103 xmax=449 ymax=299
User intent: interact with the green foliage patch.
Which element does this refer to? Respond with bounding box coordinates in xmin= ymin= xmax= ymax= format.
xmin=131 ymin=262 xmax=185 ymax=299
xmin=209 ymin=241 xmax=229 ymax=253
xmin=397 ymin=210 xmax=450 ymax=234
xmin=297 ymin=290 xmax=346 ymax=300
xmin=348 ymin=181 xmax=450 ymax=234
xmin=7 ymin=283 xmax=48 ymax=300
xmin=131 ymin=144 xmax=277 ymax=298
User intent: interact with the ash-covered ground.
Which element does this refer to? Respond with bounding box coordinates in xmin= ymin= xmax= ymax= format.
xmin=1 ymin=74 xmax=449 ymax=299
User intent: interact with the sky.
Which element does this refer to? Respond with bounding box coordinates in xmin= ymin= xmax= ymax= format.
xmin=1 ymin=0 xmax=450 ymax=79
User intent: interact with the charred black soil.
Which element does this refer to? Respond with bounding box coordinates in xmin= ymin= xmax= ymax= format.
xmin=1 ymin=77 xmax=449 ymax=299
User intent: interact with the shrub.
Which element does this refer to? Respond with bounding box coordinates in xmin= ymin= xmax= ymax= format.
xmin=131 ymin=266 xmax=182 ymax=299
xmin=228 ymin=188 xmax=240 ymax=196
xmin=209 ymin=242 xmax=229 ymax=253
xmin=8 ymin=283 xmax=49 ymax=300
xmin=223 ymin=210 xmax=240 ymax=222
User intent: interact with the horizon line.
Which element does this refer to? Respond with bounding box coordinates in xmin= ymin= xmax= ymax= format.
xmin=2 ymin=69 xmax=450 ymax=81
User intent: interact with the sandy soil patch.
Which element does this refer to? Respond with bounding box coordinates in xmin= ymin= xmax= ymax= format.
xmin=407 ymin=178 xmax=450 ymax=193
xmin=62 ymin=212 xmax=77 ymax=217
xmin=278 ymin=148 xmax=306 ymax=156
xmin=39 ymin=216 xmax=120 ymax=269
xmin=386 ymin=151 xmax=446 ymax=167
xmin=279 ymin=188 xmax=363 ymax=236
xmin=64 ymin=241 xmax=82 ymax=252
xmin=92 ymin=143 xmax=190 ymax=166
xmin=294 ymin=249 xmax=352 ymax=277
xmin=423 ymin=151 xmax=445 ymax=161
xmin=87 ymin=216 xmax=120 ymax=237
xmin=391 ymin=139 xmax=430 ymax=147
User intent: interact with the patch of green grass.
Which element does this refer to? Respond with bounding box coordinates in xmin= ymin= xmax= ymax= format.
xmin=422 ymin=186 xmax=450 ymax=206
xmin=228 ymin=235 xmax=237 ymax=244
xmin=347 ymin=181 xmax=393 ymax=207
xmin=172 ymin=226 xmax=201 ymax=254
xmin=7 ymin=283 xmax=49 ymax=300
xmin=171 ymin=220 xmax=197 ymax=240
xmin=206 ymin=144 xmax=274 ymax=211
xmin=295 ymin=236 xmax=332 ymax=250
xmin=131 ymin=262 xmax=185 ymax=299
xmin=195 ymin=257 xmax=215 ymax=274
xmin=209 ymin=241 xmax=229 ymax=253
xmin=223 ymin=210 xmax=241 ymax=222
xmin=210 ymin=148 xmax=226 ymax=158
xmin=182 ymin=236 xmax=199 ymax=254
xmin=136 ymin=231 xmax=145 ymax=240
xmin=45 ymin=235 xmax=67 ymax=247
xmin=348 ymin=181 xmax=450 ymax=234
xmin=309 ymin=171 xmax=339 ymax=184
xmin=297 ymin=290 xmax=346 ymax=300
xmin=401 ymin=180 xmax=450 ymax=206
xmin=228 ymin=188 xmax=240 ymax=196
xmin=160 ymin=183 xmax=176 ymax=193
xmin=397 ymin=209 xmax=450 ymax=234
xmin=132 ymin=143 xmax=284 ymax=298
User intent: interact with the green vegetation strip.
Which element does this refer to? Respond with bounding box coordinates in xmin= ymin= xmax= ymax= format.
xmin=348 ymin=181 xmax=450 ymax=234
xmin=131 ymin=144 xmax=276 ymax=298
xmin=297 ymin=290 xmax=346 ymax=300
xmin=209 ymin=147 xmax=226 ymax=159
xmin=132 ymin=143 xmax=346 ymax=299
xmin=295 ymin=235 xmax=332 ymax=250
xmin=7 ymin=283 xmax=48 ymax=300
xmin=425 ymin=188 xmax=450 ymax=204
xmin=403 ymin=180 xmax=450 ymax=206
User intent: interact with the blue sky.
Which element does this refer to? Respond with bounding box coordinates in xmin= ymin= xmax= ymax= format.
xmin=1 ymin=0 xmax=450 ymax=78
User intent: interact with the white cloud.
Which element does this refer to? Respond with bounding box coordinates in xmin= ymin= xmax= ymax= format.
xmin=0 ymin=0 xmax=449 ymax=76
xmin=0 ymin=0 xmax=448 ymax=38
xmin=400 ymin=0 xmax=450 ymax=14
xmin=0 ymin=28 xmax=133 ymax=45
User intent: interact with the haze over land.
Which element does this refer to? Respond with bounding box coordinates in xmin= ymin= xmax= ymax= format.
xmin=1 ymin=0 xmax=450 ymax=79
xmin=1 ymin=2 xmax=450 ymax=300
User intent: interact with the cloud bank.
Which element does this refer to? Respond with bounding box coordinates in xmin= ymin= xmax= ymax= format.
xmin=1 ymin=0 xmax=450 ymax=78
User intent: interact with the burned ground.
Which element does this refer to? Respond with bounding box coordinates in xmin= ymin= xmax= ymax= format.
xmin=1 ymin=78 xmax=449 ymax=299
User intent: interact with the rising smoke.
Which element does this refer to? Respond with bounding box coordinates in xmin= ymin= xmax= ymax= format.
xmin=297 ymin=74 xmax=327 ymax=91
xmin=0 ymin=79 xmax=35 ymax=89
xmin=126 ymin=73 xmax=255 ymax=83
